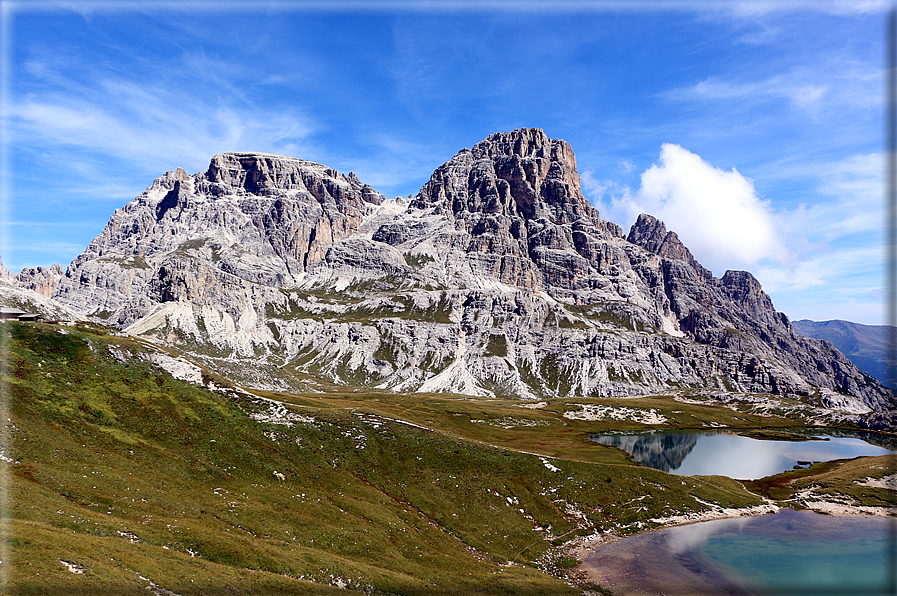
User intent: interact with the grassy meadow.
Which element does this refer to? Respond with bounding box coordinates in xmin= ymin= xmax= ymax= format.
xmin=0 ymin=321 xmax=891 ymax=595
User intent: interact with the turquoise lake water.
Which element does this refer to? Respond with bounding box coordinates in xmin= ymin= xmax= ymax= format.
xmin=583 ymin=510 xmax=896 ymax=595
xmin=583 ymin=431 xmax=895 ymax=594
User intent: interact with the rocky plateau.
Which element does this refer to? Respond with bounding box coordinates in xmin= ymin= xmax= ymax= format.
xmin=8 ymin=128 xmax=895 ymax=419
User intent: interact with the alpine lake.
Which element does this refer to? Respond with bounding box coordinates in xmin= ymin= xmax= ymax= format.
xmin=585 ymin=429 xmax=897 ymax=595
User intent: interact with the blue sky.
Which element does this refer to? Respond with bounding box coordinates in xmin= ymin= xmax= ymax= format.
xmin=0 ymin=0 xmax=889 ymax=324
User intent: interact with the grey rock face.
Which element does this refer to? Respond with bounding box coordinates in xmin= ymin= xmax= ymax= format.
xmin=7 ymin=262 xmax=65 ymax=298
xmin=793 ymin=319 xmax=894 ymax=390
xmin=408 ymin=128 xmax=624 ymax=293
xmin=627 ymin=213 xmax=711 ymax=280
xmin=41 ymin=129 xmax=894 ymax=414
xmin=51 ymin=154 xmax=386 ymax=326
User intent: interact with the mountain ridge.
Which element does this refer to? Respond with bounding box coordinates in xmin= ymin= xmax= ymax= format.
xmin=7 ymin=128 xmax=894 ymax=415
xmin=793 ymin=319 xmax=894 ymax=390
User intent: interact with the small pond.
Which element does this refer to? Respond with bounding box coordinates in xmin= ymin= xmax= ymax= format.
xmin=589 ymin=430 xmax=896 ymax=479
xmin=581 ymin=509 xmax=896 ymax=596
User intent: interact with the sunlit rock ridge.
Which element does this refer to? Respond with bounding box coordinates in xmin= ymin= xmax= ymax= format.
xmin=39 ymin=128 xmax=894 ymax=413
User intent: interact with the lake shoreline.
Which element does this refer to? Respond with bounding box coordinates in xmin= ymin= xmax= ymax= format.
xmin=568 ymin=502 xmax=896 ymax=596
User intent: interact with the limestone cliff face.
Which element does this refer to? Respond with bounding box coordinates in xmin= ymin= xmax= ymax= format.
xmin=405 ymin=128 xmax=622 ymax=292
xmin=39 ymin=128 xmax=894 ymax=414
xmin=12 ymin=263 xmax=65 ymax=298
xmin=52 ymin=154 xmax=386 ymax=327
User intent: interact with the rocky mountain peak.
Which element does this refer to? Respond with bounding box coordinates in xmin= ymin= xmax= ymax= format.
xmin=413 ymin=128 xmax=594 ymax=225
xmin=628 ymin=213 xmax=712 ymax=280
xmin=721 ymin=269 xmax=779 ymax=323
xmin=470 ymin=127 xmax=555 ymax=160
xmin=202 ymin=152 xmax=369 ymax=199
xmin=33 ymin=129 xmax=895 ymax=418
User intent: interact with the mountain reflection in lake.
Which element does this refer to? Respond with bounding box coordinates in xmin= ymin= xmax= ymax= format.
xmin=591 ymin=432 xmax=699 ymax=472
xmin=590 ymin=431 xmax=895 ymax=479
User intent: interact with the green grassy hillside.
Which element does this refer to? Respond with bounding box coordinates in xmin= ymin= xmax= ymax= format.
xmin=0 ymin=321 xmax=876 ymax=595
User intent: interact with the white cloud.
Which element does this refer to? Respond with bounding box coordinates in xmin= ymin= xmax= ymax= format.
xmin=768 ymin=152 xmax=882 ymax=258
xmin=723 ymin=0 xmax=890 ymax=17
xmin=666 ymin=58 xmax=881 ymax=117
xmin=628 ymin=143 xmax=785 ymax=273
xmin=594 ymin=146 xmax=886 ymax=322
xmin=617 ymin=159 xmax=636 ymax=175
xmin=809 ymin=153 xmax=882 ymax=237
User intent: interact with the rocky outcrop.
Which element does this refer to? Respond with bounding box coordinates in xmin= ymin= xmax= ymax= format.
xmin=52 ymin=153 xmax=386 ymax=326
xmin=38 ymin=128 xmax=895 ymax=414
xmin=406 ymin=128 xmax=624 ymax=293
xmin=0 ymin=274 xmax=83 ymax=322
xmin=793 ymin=319 xmax=893 ymax=390
xmin=15 ymin=263 xmax=65 ymax=298
xmin=628 ymin=213 xmax=711 ymax=280
xmin=0 ymin=255 xmax=66 ymax=298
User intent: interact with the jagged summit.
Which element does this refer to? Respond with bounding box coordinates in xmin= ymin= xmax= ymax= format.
xmin=19 ymin=129 xmax=894 ymax=416
xmin=203 ymin=152 xmax=373 ymax=196
xmin=472 ymin=127 xmax=558 ymax=158
xmin=627 ymin=213 xmax=712 ymax=280
xmin=414 ymin=127 xmax=598 ymax=226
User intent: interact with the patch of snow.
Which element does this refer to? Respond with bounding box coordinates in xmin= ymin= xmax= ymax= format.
xmin=415 ymin=334 xmax=491 ymax=397
xmin=660 ymin=313 xmax=684 ymax=337
xmin=138 ymin=575 xmax=182 ymax=596
xmin=143 ymin=352 xmax=204 ymax=385
xmin=342 ymin=427 xmax=367 ymax=449
xmin=378 ymin=416 xmax=432 ymax=431
xmin=855 ymin=473 xmax=897 ymax=491
xmin=517 ymin=401 xmax=548 ymax=409
xmin=249 ymin=398 xmax=317 ymax=427
xmin=562 ymin=404 xmax=667 ymax=425
xmin=355 ymin=413 xmax=385 ymax=428
xmin=333 ymin=276 xmax=352 ymax=292
xmin=117 ymin=530 xmax=140 ymax=543
xmin=59 ymin=560 xmax=86 ymax=574
xmin=540 ymin=457 xmax=560 ymax=473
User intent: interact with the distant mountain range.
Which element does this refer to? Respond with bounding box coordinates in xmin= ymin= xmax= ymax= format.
xmin=3 ymin=128 xmax=894 ymax=418
xmin=793 ymin=319 xmax=894 ymax=390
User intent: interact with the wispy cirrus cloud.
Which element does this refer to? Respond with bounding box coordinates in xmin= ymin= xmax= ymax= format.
xmin=11 ymin=87 xmax=313 ymax=172
xmin=755 ymin=245 xmax=881 ymax=293
xmin=12 ymin=41 xmax=316 ymax=173
xmin=777 ymin=152 xmax=883 ymax=245
xmin=664 ymin=56 xmax=881 ymax=116
xmin=665 ymin=75 xmax=828 ymax=109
